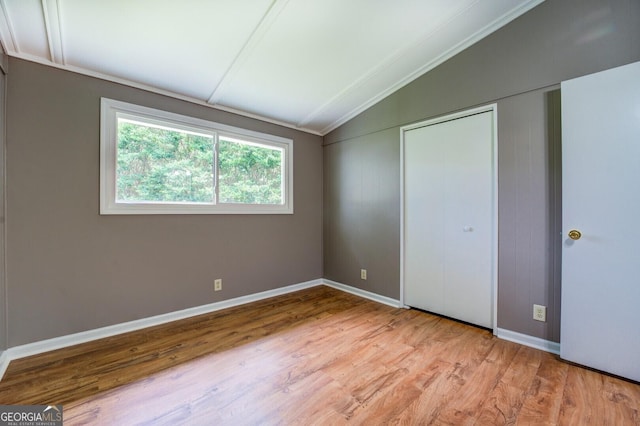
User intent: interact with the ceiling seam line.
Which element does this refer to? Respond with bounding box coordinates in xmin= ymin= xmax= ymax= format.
xmin=41 ymin=0 xmax=64 ymax=65
xmin=0 ymin=0 xmax=17 ymax=53
xmin=319 ymin=0 xmax=546 ymax=134
xmin=206 ymin=0 xmax=290 ymax=106
xmin=297 ymin=0 xmax=486 ymax=129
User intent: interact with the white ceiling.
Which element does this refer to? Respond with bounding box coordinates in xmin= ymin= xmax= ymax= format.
xmin=0 ymin=0 xmax=543 ymax=135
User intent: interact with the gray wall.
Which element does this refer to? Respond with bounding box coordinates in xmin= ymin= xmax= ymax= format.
xmin=323 ymin=0 xmax=640 ymax=342
xmin=497 ymin=87 xmax=562 ymax=341
xmin=6 ymin=58 xmax=323 ymax=347
xmin=324 ymin=127 xmax=400 ymax=297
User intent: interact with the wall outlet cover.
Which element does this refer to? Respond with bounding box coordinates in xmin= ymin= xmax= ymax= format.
xmin=533 ymin=304 xmax=546 ymax=322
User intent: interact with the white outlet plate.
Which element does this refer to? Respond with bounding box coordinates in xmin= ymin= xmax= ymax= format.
xmin=360 ymin=269 xmax=367 ymax=280
xmin=533 ymin=304 xmax=546 ymax=322
xmin=214 ymin=279 xmax=222 ymax=291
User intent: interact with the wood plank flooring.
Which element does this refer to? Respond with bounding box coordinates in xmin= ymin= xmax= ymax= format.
xmin=0 ymin=286 xmax=638 ymax=425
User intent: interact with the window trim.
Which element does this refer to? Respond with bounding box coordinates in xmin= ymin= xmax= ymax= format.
xmin=100 ymin=98 xmax=293 ymax=215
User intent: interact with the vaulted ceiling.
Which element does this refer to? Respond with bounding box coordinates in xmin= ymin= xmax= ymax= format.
xmin=0 ymin=0 xmax=543 ymax=135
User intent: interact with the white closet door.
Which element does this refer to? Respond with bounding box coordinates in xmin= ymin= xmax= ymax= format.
xmin=561 ymin=61 xmax=640 ymax=382
xmin=403 ymin=109 xmax=495 ymax=328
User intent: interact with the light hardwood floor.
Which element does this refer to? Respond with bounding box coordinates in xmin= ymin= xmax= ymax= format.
xmin=0 ymin=286 xmax=638 ymax=425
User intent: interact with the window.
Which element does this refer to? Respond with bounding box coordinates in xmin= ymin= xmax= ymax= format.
xmin=100 ymin=98 xmax=293 ymax=214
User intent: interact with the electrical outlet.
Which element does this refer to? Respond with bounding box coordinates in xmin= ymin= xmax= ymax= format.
xmin=360 ymin=269 xmax=367 ymax=280
xmin=533 ymin=304 xmax=546 ymax=322
xmin=214 ymin=279 xmax=222 ymax=292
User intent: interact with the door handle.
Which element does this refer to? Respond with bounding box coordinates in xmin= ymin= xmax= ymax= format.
xmin=568 ymin=229 xmax=582 ymax=240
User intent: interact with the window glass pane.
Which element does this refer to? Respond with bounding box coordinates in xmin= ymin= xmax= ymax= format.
xmin=101 ymin=98 xmax=293 ymax=214
xmin=116 ymin=118 xmax=214 ymax=203
xmin=218 ymin=137 xmax=283 ymax=205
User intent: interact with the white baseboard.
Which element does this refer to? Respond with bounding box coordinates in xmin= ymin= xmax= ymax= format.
xmin=321 ymin=279 xmax=402 ymax=308
xmin=496 ymin=327 xmax=560 ymax=355
xmin=0 ymin=278 xmax=323 ymax=380
xmin=0 ymin=351 xmax=8 ymax=382
xmin=0 ymin=280 xmax=560 ymax=382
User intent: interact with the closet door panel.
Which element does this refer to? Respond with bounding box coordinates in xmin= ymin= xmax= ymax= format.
xmin=404 ymin=110 xmax=494 ymax=328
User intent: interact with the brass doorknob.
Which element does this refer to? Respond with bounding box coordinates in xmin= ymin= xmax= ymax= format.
xmin=568 ymin=229 xmax=582 ymax=240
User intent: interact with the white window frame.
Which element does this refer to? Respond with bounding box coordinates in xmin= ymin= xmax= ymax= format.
xmin=100 ymin=98 xmax=293 ymax=214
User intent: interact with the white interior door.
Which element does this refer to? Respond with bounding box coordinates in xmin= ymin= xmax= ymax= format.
xmin=561 ymin=61 xmax=640 ymax=382
xmin=402 ymin=108 xmax=495 ymax=329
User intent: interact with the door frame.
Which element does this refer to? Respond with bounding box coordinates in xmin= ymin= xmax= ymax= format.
xmin=0 ymin=54 xmax=6 ymax=352
xmin=399 ymin=104 xmax=498 ymax=333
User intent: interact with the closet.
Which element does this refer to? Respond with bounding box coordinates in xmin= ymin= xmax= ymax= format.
xmin=402 ymin=107 xmax=496 ymax=328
